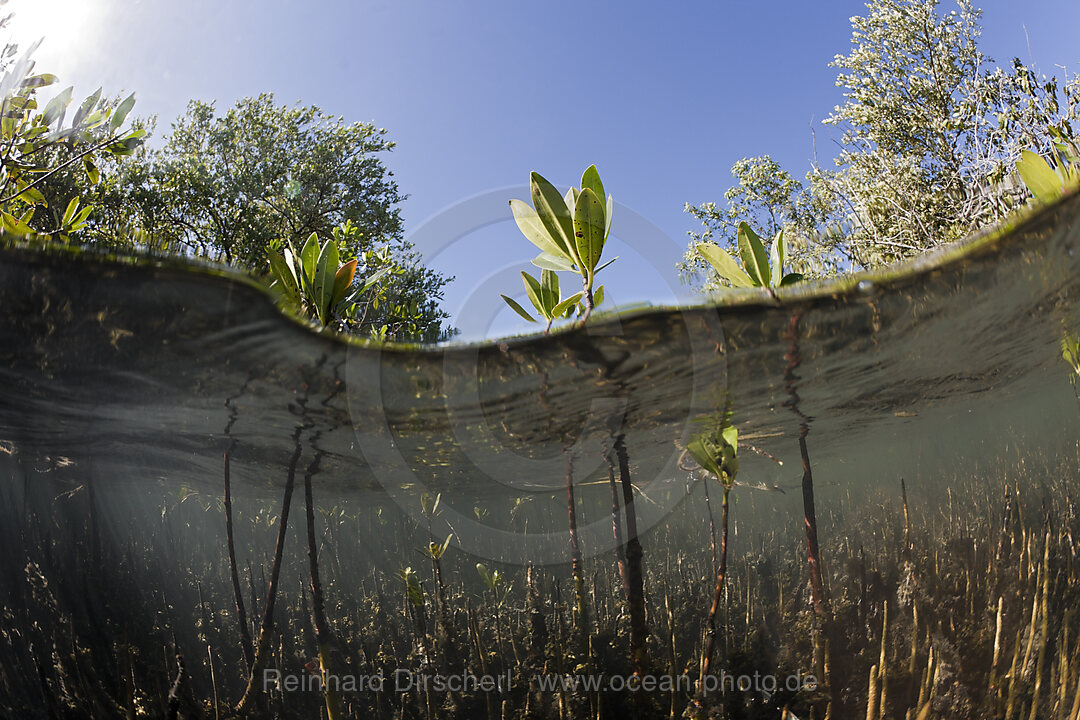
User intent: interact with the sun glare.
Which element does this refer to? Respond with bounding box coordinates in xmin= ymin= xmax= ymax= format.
xmin=4 ymin=0 xmax=104 ymax=79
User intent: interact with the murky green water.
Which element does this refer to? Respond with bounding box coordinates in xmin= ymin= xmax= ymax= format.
xmin=2 ymin=195 xmax=1080 ymax=719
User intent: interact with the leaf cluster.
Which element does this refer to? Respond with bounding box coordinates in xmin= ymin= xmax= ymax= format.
xmin=694 ymin=222 xmax=803 ymax=290
xmin=0 ymin=45 xmax=144 ymax=241
xmin=685 ymin=399 xmax=739 ymax=487
xmin=504 ymin=165 xmax=616 ymax=329
xmin=684 ymin=0 xmax=1080 ymax=284
xmin=397 ymin=567 xmax=425 ymax=608
xmin=267 ymin=230 xmax=390 ymax=328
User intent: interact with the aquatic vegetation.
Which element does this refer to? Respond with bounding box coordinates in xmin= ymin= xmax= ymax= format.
xmin=506 ymin=165 xmax=616 ymax=324
xmin=500 ymin=268 xmax=592 ymax=334
xmin=267 ymin=229 xmax=390 ymax=328
xmin=783 ymin=311 xmax=832 ymax=715
xmin=682 ymin=399 xmax=739 ymax=716
xmin=695 ymin=222 xmax=803 ymax=290
xmin=6 ymin=431 xmax=1080 ymax=720
xmin=3 ymin=189 xmax=1080 ymax=720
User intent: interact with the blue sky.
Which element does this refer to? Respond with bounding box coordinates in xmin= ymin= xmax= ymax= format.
xmin=8 ymin=0 xmax=1080 ymax=339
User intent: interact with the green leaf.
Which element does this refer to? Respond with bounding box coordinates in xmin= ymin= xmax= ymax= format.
xmin=501 ymin=294 xmax=537 ymax=323
xmin=61 ymin=198 xmax=79 ymax=227
xmin=695 ymin=242 xmax=753 ymax=288
xmin=20 ymin=74 xmax=58 ymax=89
xmin=521 ymin=271 xmax=547 ymax=318
xmin=737 ymin=222 xmax=771 ymax=287
xmin=72 ymin=88 xmax=101 ymax=128
xmin=104 ymin=128 xmax=147 ymax=156
xmin=510 ymin=199 xmax=571 ymax=260
xmin=358 ymin=265 xmax=391 ymax=293
xmin=83 ymin=157 xmax=100 ymax=185
xmin=268 ymin=251 xmax=300 ymax=299
xmin=551 ymin=291 xmax=583 ymax=317
xmin=531 ymin=251 xmax=576 ymax=272
xmin=530 ymin=172 xmax=578 ymax=265
xmin=299 ymin=232 xmax=320 ymax=288
xmin=13 ymin=184 xmax=45 ymax=206
xmin=70 ymin=205 xmax=94 ymax=231
xmin=769 ymin=229 xmax=785 ymax=283
xmin=721 ymin=425 xmax=738 ymax=449
xmin=593 ymin=285 xmax=605 ymax=307
xmin=580 ymin=165 xmax=605 ymax=208
xmin=594 ymin=256 xmax=618 ymax=275
xmin=779 ymin=273 xmax=805 ymax=287
xmin=605 ymin=192 xmax=613 ymax=240
xmin=0 ymin=210 xmax=34 ymax=236
xmin=476 ymin=563 xmax=493 ymax=588
xmin=1017 ymin=149 xmax=1063 ymax=203
xmin=686 ymin=437 xmax=723 ymax=478
xmin=283 ymin=246 xmax=300 ymax=288
xmin=6 ymin=96 xmax=36 ymax=113
xmin=110 ymin=92 xmax=136 ymax=132
xmin=313 ymin=239 xmax=339 ymax=323
xmin=42 ymin=87 xmax=73 ymax=128
xmin=539 ymin=268 xmax=559 ymax=314
xmin=573 ymin=187 xmax=606 ymax=276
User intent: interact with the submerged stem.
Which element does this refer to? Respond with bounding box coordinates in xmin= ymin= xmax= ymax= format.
xmin=223 ymin=448 xmax=254 ymax=671
xmin=303 ymin=444 xmax=342 ymax=720
xmin=565 ymin=454 xmax=589 ymax=652
xmin=616 ymin=436 xmax=648 ymax=676
xmin=234 ymin=427 xmax=300 ymax=713
xmin=700 ymin=483 xmax=730 ymax=690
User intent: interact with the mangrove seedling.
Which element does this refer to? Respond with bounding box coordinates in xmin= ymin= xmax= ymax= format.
xmin=1061 ymin=330 xmax=1080 ymax=385
xmin=398 ymin=566 xmax=430 ymax=654
xmin=475 ymin=563 xmax=510 ymax=603
xmin=507 ymin=165 xmax=616 ymax=324
xmin=695 ymin=222 xmax=803 ymax=289
xmin=684 ymin=401 xmax=739 ymax=696
xmin=501 ymin=268 xmax=599 ymax=333
xmin=476 ymin=562 xmax=513 ymax=670
xmin=267 ymin=230 xmax=389 ymax=327
xmin=399 ymin=566 xmax=427 ymax=609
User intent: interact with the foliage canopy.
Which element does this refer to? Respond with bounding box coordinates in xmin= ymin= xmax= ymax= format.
xmin=683 ymin=0 xmax=1080 ymax=290
xmin=85 ymin=94 xmax=455 ymax=342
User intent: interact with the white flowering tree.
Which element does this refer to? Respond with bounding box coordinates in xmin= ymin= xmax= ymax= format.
xmin=684 ymin=0 xmax=1080 ymax=288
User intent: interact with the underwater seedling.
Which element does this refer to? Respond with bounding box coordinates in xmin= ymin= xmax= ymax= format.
xmin=420 ymin=494 xmax=453 ymax=606
xmin=475 ymin=562 xmax=501 ymax=593
xmin=612 ymin=437 xmax=649 ymax=678
xmin=235 ymin=416 xmax=307 ymax=713
xmin=783 ymin=312 xmax=833 ymax=713
xmin=398 ymin=565 xmax=431 ymax=658
xmin=420 ymin=494 xmax=463 ymax=669
xmin=506 ymin=165 xmax=616 ymax=324
xmin=501 ymin=268 xmax=604 ymax=333
xmin=683 ymin=400 xmax=739 ymax=695
xmin=222 ymin=381 xmax=255 ymax=672
xmin=694 ymin=222 xmax=804 ymax=290
xmin=301 ymin=444 xmax=343 ymax=720
xmin=267 ymin=230 xmax=390 ymax=327
xmin=477 ymin=562 xmax=511 ymax=643
xmin=399 ymin=566 xmax=427 ymax=608
xmin=563 ymin=455 xmax=591 ymax=653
